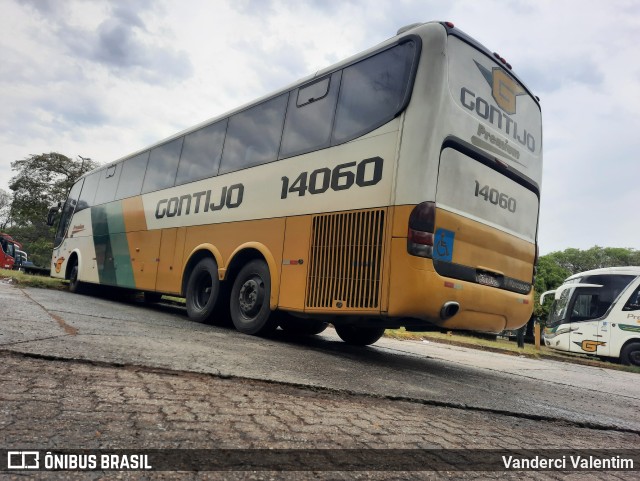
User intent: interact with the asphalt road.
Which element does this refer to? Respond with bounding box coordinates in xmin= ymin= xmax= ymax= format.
xmin=2 ymin=281 xmax=639 ymax=435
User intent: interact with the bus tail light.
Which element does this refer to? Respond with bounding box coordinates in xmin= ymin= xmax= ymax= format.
xmin=408 ymin=201 xmax=436 ymax=258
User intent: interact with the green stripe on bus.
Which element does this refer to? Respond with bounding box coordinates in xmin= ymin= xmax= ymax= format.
xmin=618 ymin=324 xmax=640 ymax=333
xmin=91 ymin=203 xmax=135 ymax=288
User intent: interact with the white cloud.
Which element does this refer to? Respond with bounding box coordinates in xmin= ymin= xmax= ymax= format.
xmin=0 ymin=0 xmax=638 ymax=254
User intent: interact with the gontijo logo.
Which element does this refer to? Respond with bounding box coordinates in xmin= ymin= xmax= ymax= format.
xmin=474 ymin=60 xmax=526 ymax=115
xmin=573 ymin=340 xmax=607 ymax=353
xmin=459 ymin=59 xmax=536 ymax=155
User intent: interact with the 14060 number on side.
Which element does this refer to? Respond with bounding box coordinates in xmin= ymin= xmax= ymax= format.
xmin=281 ymin=157 xmax=383 ymax=199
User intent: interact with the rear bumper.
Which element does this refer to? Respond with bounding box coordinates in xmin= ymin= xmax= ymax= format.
xmin=386 ymin=237 xmax=533 ymax=333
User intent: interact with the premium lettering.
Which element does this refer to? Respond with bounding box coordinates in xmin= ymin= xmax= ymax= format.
xmin=461 ymin=87 xmax=536 ymax=153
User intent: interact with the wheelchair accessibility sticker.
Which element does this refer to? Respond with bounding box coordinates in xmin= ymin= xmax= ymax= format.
xmin=433 ymin=228 xmax=455 ymax=262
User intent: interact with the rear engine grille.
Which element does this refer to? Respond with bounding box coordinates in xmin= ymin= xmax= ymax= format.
xmin=306 ymin=209 xmax=385 ymax=310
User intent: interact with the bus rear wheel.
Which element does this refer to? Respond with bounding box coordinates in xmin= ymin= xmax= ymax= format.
xmin=230 ymin=260 xmax=278 ymax=336
xmin=335 ymin=324 xmax=385 ymax=346
xmin=620 ymin=342 xmax=640 ymax=366
xmin=185 ymin=257 xmax=220 ymax=324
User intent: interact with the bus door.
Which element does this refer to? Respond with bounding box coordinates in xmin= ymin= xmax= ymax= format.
xmin=566 ymin=286 xmax=610 ymax=357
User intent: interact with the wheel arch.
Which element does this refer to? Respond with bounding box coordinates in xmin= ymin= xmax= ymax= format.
xmin=619 ymin=337 xmax=640 ymax=361
xmin=181 ymin=244 xmax=224 ymax=297
xmin=225 ymin=242 xmax=280 ymax=310
xmin=64 ymin=249 xmax=82 ymax=281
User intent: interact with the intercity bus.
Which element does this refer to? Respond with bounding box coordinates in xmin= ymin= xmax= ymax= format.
xmin=540 ymin=267 xmax=640 ymax=366
xmin=48 ymin=21 xmax=542 ymax=345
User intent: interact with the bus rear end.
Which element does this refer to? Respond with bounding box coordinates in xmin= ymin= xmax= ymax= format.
xmin=388 ymin=23 xmax=542 ymax=333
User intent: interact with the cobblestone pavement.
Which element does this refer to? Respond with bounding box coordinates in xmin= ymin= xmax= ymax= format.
xmin=0 ymin=351 xmax=637 ymax=480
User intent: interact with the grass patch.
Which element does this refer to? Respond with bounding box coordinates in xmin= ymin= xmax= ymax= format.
xmin=0 ymin=268 xmax=67 ymax=290
xmin=162 ymin=295 xmax=186 ymax=305
xmin=385 ymin=327 xmax=640 ymax=373
xmin=386 ymin=327 xmax=547 ymax=355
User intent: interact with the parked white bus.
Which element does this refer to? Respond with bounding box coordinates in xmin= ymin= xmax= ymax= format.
xmin=48 ymin=21 xmax=542 ymax=345
xmin=540 ymin=267 xmax=640 ymax=366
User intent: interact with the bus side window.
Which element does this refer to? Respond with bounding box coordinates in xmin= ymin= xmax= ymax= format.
xmin=331 ymin=40 xmax=416 ymax=145
xmin=279 ymin=72 xmax=341 ymax=160
xmin=142 ymin=137 xmax=184 ymax=194
xmin=94 ymin=164 xmax=122 ymax=205
xmin=623 ymin=286 xmax=640 ymax=311
xmin=218 ymin=93 xmax=289 ymax=175
xmin=76 ymin=172 xmax=100 ymax=212
xmin=115 ymin=151 xmax=150 ymax=200
xmin=175 ymin=119 xmax=227 ymax=186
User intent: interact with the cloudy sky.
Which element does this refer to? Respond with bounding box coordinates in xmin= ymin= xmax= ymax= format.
xmin=1 ymin=0 xmax=638 ymax=254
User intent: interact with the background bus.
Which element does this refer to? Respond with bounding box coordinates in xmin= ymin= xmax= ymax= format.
xmin=540 ymin=267 xmax=640 ymax=366
xmin=48 ymin=21 xmax=542 ymax=345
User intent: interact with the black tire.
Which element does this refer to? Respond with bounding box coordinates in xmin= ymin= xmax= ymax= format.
xmin=335 ymin=324 xmax=385 ymax=346
xmin=185 ymin=257 xmax=220 ymax=324
xmin=230 ymin=260 xmax=277 ymax=335
xmin=620 ymin=342 xmax=640 ymax=367
xmin=278 ymin=313 xmax=328 ymax=336
xmin=68 ymin=262 xmax=84 ymax=294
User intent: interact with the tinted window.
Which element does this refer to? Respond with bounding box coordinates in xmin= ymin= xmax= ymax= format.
xmin=219 ymin=93 xmax=288 ymax=175
xmin=54 ymin=179 xmax=84 ymax=246
xmin=77 ymin=172 xmax=100 ymax=211
xmin=115 ymin=152 xmax=149 ymax=200
xmin=297 ymin=77 xmax=330 ymax=107
xmin=175 ymin=120 xmax=228 ymax=186
xmin=142 ymin=137 xmax=184 ymax=193
xmin=93 ymin=164 xmax=121 ymax=205
xmin=332 ymin=41 xmax=416 ymax=144
xmin=623 ymin=285 xmax=640 ymax=311
xmin=280 ymin=73 xmax=341 ymax=159
xmin=568 ymin=275 xmax=636 ymax=322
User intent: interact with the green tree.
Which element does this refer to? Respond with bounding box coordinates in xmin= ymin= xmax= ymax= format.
xmin=6 ymin=153 xmax=98 ymax=266
xmin=0 ymin=189 xmax=11 ymax=230
xmin=533 ymin=256 xmax=570 ymax=320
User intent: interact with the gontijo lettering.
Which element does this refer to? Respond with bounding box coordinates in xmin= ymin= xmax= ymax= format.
xmin=155 ymin=184 xmax=244 ymax=219
xmin=460 ymin=86 xmax=536 ymax=153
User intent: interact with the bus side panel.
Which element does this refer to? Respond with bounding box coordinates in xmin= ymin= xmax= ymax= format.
xmin=51 ymin=208 xmax=99 ymax=283
xmin=126 ymin=230 xmax=161 ymax=291
xmin=155 ymin=227 xmax=186 ymax=295
xmin=278 ymin=216 xmax=312 ymax=311
xmin=183 ymin=217 xmax=286 ymax=289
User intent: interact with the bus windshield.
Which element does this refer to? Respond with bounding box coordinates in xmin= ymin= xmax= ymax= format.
xmin=547 ymin=274 xmax=636 ymax=328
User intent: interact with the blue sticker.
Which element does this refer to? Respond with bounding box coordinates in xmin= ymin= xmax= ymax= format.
xmin=433 ymin=228 xmax=455 ymax=262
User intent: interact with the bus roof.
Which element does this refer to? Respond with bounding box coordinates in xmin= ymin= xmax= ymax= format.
xmin=564 ymin=266 xmax=640 ymax=282
xmin=78 ymin=20 xmax=538 ymax=181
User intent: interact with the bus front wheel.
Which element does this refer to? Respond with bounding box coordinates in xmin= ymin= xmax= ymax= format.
xmin=68 ymin=262 xmax=85 ymax=294
xmin=620 ymin=342 xmax=640 ymax=366
xmin=230 ymin=260 xmax=278 ymax=336
xmin=185 ymin=257 xmax=220 ymax=324
xmin=335 ymin=324 xmax=385 ymax=346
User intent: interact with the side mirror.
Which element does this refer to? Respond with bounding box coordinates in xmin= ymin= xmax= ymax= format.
xmin=46 ymin=202 xmax=61 ymax=226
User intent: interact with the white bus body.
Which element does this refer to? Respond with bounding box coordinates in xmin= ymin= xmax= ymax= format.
xmin=541 ymin=267 xmax=640 ymax=365
xmin=49 ymin=21 xmax=542 ymax=344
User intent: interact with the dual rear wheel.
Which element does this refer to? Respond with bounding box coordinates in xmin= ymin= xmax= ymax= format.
xmin=185 ymin=256 xmax=384 ymax=345
xmin=185 ymin=258 xmax=277 ymax=335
